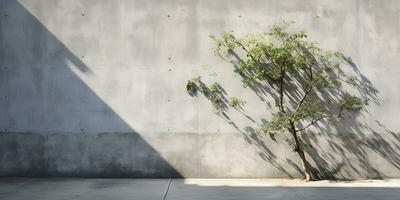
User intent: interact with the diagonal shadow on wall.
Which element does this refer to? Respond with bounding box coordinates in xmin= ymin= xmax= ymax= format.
xmin=0 ymin=0 xmax=182 ymax=178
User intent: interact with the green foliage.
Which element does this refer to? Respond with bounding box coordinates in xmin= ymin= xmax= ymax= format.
xmin=228 ymin=97 xmax=246 ymax=108
xmin=337 ymin=94 xmax=369 ymax=114
xmin=257 ymin=111 xmax=291 ymax=135
xmin=186 ymin=21 xmax=372 ymax=154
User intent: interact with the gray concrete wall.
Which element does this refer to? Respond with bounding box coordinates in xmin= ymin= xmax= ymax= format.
xmin=0 ymin=0 xmax=400 ymax=178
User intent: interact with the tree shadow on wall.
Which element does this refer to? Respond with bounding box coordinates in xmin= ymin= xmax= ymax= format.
xmin=196 ymin=43 xmax=400 ymax=179
xmin=0 ymin=0 xmax=181 ymax=178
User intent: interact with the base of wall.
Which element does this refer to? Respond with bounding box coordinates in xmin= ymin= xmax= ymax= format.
xmin=1 ymin=131 xmax=399 ymax=179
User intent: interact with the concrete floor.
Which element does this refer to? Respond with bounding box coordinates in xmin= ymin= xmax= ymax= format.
xmin=0 ymin=178 xmax=399 ymax=200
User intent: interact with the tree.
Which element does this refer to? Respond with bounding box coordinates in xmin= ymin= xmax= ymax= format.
xmin=185 ymin=22 xmax=371 ymax=181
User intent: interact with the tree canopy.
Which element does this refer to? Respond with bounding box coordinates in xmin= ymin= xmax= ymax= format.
xmin=185 ymin=22 xmax=373 ymax=180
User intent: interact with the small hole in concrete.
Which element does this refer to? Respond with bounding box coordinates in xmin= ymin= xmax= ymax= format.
xmin=168 ymin=57 xmax=171 ymax=60
xmin=82 ymin=13 xmax=85 ymax=16
xmin=238 ymin=15 xmax=242 ymax=18
xmin=82 ymin=56 xmax=85 ymax=58
xmin=167 ymin=14 xmax=170 ymax=18
xmin=4 ymin=14 xmax=8 ymax=17
xmin=168 ymin=69 xmax=172 ymax=71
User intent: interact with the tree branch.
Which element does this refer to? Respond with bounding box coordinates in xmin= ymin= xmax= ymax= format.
xmin=295 ymin=109 xmax=343 ymax=133
xmin=294 ymin=87 xmax=312 ymax=111
xmin=232 ymin=36 xmax=277 ymax=82
xmin=295 ymin=116 xmax=328 ymax=132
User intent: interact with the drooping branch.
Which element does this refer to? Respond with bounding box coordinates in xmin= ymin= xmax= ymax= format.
xmin=231 ymin=36 xmax=278 ymax=83
xmin=234 ymin=38 xmax=260 ymax=66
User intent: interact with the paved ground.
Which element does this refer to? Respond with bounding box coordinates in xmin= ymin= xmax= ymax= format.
xmin=0 ymin=178 xmax=399 ymax=200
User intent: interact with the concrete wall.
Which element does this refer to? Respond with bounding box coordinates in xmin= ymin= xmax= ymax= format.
xmin=1 ymin=0 xmax=400 ymax=178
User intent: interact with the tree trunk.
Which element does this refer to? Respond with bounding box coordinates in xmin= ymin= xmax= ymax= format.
xmin=297 ymin=148 xmax=312 ymax=181
xmin=289 ymin=122 xmax=313 ymax=181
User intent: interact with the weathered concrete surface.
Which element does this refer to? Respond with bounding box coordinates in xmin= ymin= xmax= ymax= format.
xmin=1 ymin=0 xmax=400 ymax=178
xmin=1 ymin=178 xmax=400 ymax=200
xmin=0 ymin=132 xmax=185 ymax=177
